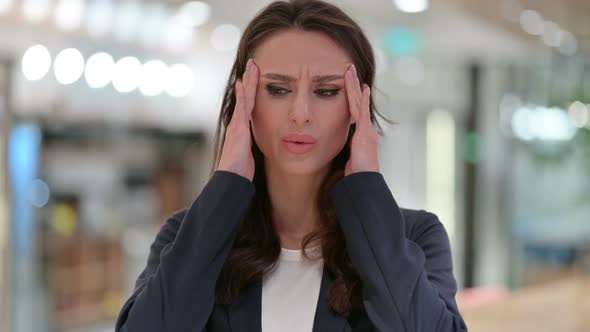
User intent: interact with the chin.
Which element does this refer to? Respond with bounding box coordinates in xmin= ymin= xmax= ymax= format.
xmin=258 ymin=142 xmax=339 ymax=176
xmin=281 ymin=163 xmax=320 ymax=176
xmin=274 ymin=156 xmax=332 ymax=177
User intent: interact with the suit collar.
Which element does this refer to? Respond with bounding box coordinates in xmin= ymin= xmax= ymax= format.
xmin=228 ymin=277 xmax=262 ymax=331
xmin=312 ymin=266 xmax=348 ymax=332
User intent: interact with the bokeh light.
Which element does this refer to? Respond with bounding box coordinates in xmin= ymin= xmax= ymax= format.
xmin=210 ymin=24 xmax=241 ymax=51
xmin=139 ymin=60 xmax=168 ymax=97
xmin=87 ymin=0 xmax=114 ymax=38
xmin=54 ymin=0 xmax=85 ymax=31
xmin=22 ymin=0 xmax=50 ymax=23
xmin=0 ymin=0 xmax=14 ymax=14
xmin=558 ymin=31 xmax=577 ymax=55
xmin=568 ymin=101 xmax=589 ymax=129
xmin=165 ymin=64 xmax=194 ymax=97
xmin=512 ymin=106 xmax=577 ymax=142
xmin=165 ymin=19 xmax=194 ymax=53
xmin=28 ymin=179 xmax=50 ymax=208
xmin=53 ymin=48 xmax=85 ymax=85
xmin=541 ymin=21 xmax=562 ymax=47
xmin=175 ymin=1 xmax=210 ymax=28
xmin=112 ymin=56 xmax=142 ymax=93
xmin=21 ymin=44 xmax=51 ymax=81
xmin=519 ymin=10 xmax=544 ymax=35
xmin=84 ymin=52 xmax=115 ymax=89
xmin=393 ymin=0 xmax=429 ymax=13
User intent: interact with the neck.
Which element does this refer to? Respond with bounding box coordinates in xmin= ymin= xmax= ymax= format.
xmin=265 ymin=162 xmax=330 ymax=250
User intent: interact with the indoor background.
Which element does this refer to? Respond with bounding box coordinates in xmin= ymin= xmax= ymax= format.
xmin=0 ymin=0 xmax=589 ymax=331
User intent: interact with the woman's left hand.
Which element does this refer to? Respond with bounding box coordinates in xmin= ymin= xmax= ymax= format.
xmin=344 ymin=64 xmax=380 ymax=176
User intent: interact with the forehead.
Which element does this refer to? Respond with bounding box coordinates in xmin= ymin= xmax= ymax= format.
xmin=253 ymin=29 xmax=351 ymax=73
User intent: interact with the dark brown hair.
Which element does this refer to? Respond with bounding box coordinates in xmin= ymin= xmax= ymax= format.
xmin=209 ymin=0 xmax=393 ymax=316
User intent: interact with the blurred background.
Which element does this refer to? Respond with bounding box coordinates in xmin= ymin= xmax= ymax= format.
xmin=0 ymin=0 xmax=589 ymax=331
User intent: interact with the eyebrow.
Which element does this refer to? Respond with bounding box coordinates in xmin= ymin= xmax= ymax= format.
xmin=262 ymin=73 xmax=344 ymax=83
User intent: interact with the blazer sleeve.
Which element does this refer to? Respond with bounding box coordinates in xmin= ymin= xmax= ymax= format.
xmin=115 ymin=170 xmax=256 ymax=332
xmin=330 ymin=171 xmax=468 ymax=332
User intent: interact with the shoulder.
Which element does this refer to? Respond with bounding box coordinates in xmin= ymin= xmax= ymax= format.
xmin=165 ymin=208 xmax=188 ymax=231
xmin=170 ymin=208 xmax=188 ymax=223
xmin=150 ymin=209 xmax=188 ymax=251
xmin=399 ymin=208 xmax=450 ymax=246
xmin=163 ymin=208 xmax=188 ymax=230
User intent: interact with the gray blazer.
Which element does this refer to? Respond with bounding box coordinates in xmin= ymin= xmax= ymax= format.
xmin=115 ymin=170 xmax=467 ymax=331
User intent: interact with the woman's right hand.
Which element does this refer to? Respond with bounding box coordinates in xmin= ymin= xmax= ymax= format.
xmin=216 ymin=58 xmax=259 ymax=182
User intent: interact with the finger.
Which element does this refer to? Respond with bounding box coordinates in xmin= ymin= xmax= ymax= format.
xmin=350 ymin=64 xmax=362 ymax=93
xmin=242 ymin=58 xmax=251 ymax=89
xmin=350 ymin=65 xmax=363 ymax=117
xmin=240 ymin=79 xmax=251 ymax=126
xmin=234 ymin=80 xmax=246 ymax=125
xmin=360 ymin=83 xmax=371 ymax=128
xmin=344 ymin=65 xmax=362 ymax=123
xmin=245 ymin=59 xmax=258 ymax=114
xmin=241 ymin=59 xmax=253 ymax=114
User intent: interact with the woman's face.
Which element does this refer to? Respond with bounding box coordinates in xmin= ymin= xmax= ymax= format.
xmin=250 ymin=29 xmax=354 ymax=175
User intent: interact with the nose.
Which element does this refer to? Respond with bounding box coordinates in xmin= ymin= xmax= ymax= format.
xmin=288 ymin=90 xmax=312 ymax=126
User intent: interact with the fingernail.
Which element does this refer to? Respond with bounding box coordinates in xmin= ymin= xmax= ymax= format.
xmin=246 ymin=58 xmax=252 ymax=68
xmin=346 ymin=66 xmax=353 ymax=78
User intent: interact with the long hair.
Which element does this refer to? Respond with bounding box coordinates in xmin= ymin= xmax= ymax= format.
xmin=209 ymin=0 xmax=393 ymax=316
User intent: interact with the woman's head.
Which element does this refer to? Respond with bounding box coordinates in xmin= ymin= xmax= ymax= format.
xmin=250 ymin=29 xmax=354 ymax=176
xmin=212 ymin=0 xmax=388 ymax=177
xmin=211 ymin=0 xmax=391 ymax=316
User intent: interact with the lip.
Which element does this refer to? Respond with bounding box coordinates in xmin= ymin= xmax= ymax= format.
xmin=281 ymin=133 xmax=317 ymax=154
xmin=282 ymin=140 xmax=316 ymax=154
xmin=281 ymin=133 xmax=317 ymax=144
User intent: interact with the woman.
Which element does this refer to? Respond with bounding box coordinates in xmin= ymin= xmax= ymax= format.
xmin=115 ymin=0 xmax=467 ymax=331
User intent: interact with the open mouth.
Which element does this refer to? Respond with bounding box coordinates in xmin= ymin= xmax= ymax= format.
xmin=283 ymin=140 xmax=316 ymax=154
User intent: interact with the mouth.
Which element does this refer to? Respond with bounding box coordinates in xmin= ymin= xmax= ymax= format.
xmin=281 ymin=133 xmax=317 ymax=143
xmin=282 ymin=140 xmax=316 ymax=154
xmin=281 ymin=133 xmax=317 ymax=154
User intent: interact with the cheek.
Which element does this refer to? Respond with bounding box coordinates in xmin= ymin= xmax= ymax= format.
xmin=250 ymin=102 xmax=278 ymax=154
xmin=321 ymin=99 xmax=351 ymax=135
xmin=317 ymin=101 xmax=352 ymax=152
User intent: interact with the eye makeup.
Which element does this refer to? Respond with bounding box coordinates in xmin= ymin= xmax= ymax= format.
xmin=265 ymin=84 xmax=341 ymax=97
xmin=315 ymin=88 xmax=341 ymax=97
xmin=266 ymin=85 xmax=289 ymax=96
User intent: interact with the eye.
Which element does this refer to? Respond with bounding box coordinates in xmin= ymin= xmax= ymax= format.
xmin=266 ymin=85 xmax=290 ymax=96
xmin=315 ymin=89 xmax=341 ymax=97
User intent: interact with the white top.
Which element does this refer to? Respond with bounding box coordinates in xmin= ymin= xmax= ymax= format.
xmin=261 ymin=246 xmax=324 ymax=332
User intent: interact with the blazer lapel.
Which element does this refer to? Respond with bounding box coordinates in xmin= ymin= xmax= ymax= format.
xmin=228 ymin=278 xmax=263 ymax=332
xmin=312 ymin=265 xmax=348 ymax=332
